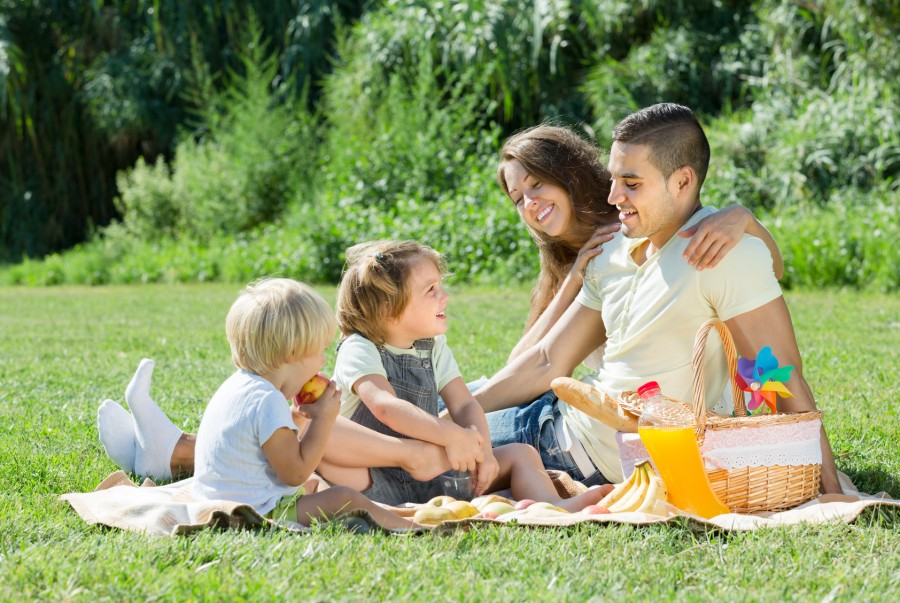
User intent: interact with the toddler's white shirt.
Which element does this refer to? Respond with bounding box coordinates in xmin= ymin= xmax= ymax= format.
xmin=193 ymin=370 xmax=299 ymax=514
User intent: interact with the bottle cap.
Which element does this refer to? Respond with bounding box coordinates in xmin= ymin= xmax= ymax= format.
xmin=637 ymin=381 xmax=661 ymax=397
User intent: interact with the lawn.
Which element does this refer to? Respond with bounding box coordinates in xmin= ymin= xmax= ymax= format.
xmin=0 ymin=284 xmax=898 ymax=601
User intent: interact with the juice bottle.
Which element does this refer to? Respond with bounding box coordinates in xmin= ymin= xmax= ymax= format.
xmin=637 ymin=381 xmax=729 ymax=519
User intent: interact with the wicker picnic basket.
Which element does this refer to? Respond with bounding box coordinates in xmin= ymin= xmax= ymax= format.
xmin=618 ymin=319 xmax=822 ymax=514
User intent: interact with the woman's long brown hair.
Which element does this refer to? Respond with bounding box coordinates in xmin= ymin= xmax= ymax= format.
xmin=497 ymin=125 xmax=617 ymax=330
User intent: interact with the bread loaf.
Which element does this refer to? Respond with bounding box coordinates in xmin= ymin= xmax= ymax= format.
xmin=550 ymin=377 xmax=639 ymax=433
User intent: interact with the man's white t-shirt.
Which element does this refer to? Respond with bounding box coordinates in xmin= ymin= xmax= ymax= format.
xmin=193 ymin=370 xmax=299 ymax=514
xmin=334 ymin=333 xmax=462 ymax=418
xmin=562 ymin=206 xmax=783 ymax=482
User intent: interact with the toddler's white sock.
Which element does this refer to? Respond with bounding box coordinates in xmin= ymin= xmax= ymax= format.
xmin=97 ymin=399 xmax=136 ymax=473
xmin=126 ymin=359 xmax=183 ymax=481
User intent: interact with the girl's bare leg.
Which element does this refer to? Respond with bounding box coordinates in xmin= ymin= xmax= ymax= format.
xmin=321 ymin=416 xmax=451 ymax=481
xmin=489 ymin=444 xmax=614 ymax=511
xmin=294 ymin=486 xmax=417 ymax=530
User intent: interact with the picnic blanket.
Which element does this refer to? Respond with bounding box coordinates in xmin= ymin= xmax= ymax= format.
xmin=61 ymin=470 xmax=899 ymax=536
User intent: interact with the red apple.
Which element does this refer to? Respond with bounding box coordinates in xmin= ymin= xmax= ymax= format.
xmin=514 ymin=499 xmax=536 ymax=511
xmin=582 ymin=504 xmax=611 ymax=515
xmin=294 ymin=374 xmax=330 ymax=405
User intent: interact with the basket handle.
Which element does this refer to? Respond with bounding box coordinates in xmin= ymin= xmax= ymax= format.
xmin=690 ymin=319 xmax=747 ymax=437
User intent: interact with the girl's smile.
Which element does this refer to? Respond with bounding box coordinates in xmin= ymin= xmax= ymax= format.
xmin=384 ymin=258 xmax=449 ymax=348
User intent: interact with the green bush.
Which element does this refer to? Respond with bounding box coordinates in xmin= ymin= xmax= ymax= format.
xmin=113 ymin=157 xmax=180 ymax=240
xmin=3 ymin=0 xmax=898 ymax=294
xmin=108 ymin=17 xmax=318 ymax=243
xmin=289 ymin=164 xmax=536 ymax=284
xmin=319 ymin=57 xmax=498 ymax=204
xmin=325 ymin=0 xmax=599 ymax=129
xmin=706 ymin=81 xmax=899 ymax=210
xmin=6 ymin=171 xmax=896 ymax=294
xmin=1 ymin=1 xmax=362 ymax=260
xmin=768 ymin=187 xmax=899 ymax=292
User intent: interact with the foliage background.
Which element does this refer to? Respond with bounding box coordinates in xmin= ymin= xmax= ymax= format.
xmin=1 ymin=0 xmax=897 ymax=289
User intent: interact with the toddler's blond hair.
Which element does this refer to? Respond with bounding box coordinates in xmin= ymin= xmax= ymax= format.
xmin=226 ymin=278 xmax=336 ymax=375
xmin=337 ymin=240 xmax=445 ymax=345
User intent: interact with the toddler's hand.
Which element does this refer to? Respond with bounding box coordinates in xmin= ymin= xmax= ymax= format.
xmin=292 ymin=379 xmax=341 ymax=424
xmin=444 ymin=425 xmax=484 ymax=474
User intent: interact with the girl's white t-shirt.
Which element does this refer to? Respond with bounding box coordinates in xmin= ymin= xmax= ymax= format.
xmin=192 ymin=370 xmax=299 ymax=514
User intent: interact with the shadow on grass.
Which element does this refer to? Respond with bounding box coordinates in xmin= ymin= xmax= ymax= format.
xmin=843 ymin=466 xmax=899 ymax=499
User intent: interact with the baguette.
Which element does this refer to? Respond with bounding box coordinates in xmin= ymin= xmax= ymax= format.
xmin=550 ymin=377 xmax=639 ymax=433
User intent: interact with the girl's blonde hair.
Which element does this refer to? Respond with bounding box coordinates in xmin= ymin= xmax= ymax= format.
xmin=336 ymin=240 xmax=446 ymax=345
xmin=226 ymin=278 xmax=337 ymax=375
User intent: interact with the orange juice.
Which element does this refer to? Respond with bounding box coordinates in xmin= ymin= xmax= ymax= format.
xmin=638 ymin=425 xmax=729 ymax=519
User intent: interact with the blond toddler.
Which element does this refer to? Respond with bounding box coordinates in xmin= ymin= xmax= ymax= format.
xmin=190 ymin=277 xmax=414 ymax=529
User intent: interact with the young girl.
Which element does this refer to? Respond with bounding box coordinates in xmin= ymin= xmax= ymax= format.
xmin=316 ymin=240 xmax=611 ymax=511
xmin=190 ymin=277 xmax=415 ymax=529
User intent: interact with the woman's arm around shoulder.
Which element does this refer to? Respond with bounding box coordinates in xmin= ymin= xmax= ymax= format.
xmin=678 ymin=205 xmax=784 ymax=279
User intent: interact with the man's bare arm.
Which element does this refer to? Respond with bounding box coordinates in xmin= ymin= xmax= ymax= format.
xmin=475 ymin=302 xmax=606 ymax=413
xmin=725 ymin=297 xmax=841 ymax=494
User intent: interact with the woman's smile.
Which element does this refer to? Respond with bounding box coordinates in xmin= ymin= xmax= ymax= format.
xmin=502 ymin=159 xmax=574 ymax=239
xmin=536 ymin=205 xmax=554 ymax=223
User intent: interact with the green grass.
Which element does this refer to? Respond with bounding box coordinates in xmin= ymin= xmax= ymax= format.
xmin=0 ymin=285 xmax=898 ymax=601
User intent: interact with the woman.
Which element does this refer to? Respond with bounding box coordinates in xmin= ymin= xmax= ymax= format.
xmin=98 ymin=125 xmax=783 ymax=483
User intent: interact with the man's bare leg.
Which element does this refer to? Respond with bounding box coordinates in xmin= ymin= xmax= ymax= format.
xmin=170 ymin=433 xmax=196 ymax=478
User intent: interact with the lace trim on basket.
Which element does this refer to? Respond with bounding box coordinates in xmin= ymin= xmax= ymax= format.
xmin=701 ymin=438 xmax=822 ymax=470
xmin=616 ymin=419 xmax=822 ymax=475
xmin=702 ymin=418 xmax=821 ymax=448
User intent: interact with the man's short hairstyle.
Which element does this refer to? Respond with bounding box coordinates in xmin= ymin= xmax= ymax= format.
xmin=226 ymin=278 xmax=336 ymax=375
xmin=612 ymin=103 xmax=710 ymax=188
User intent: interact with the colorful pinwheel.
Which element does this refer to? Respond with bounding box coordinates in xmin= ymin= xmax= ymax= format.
xmin=735 ymin=346 xmax=794 ymax=415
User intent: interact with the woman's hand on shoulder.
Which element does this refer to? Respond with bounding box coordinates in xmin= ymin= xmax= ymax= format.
xmin=569 ymin=223 xmax=621 ymax=281
xmin=678 ymin=205 xmax=754 ymax=271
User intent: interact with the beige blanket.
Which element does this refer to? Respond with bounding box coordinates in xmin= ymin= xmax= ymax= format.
xmin=61 ymin=471 xmax=898 ymax=536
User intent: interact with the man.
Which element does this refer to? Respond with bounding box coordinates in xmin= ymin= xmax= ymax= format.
xmin=476 ymin=103 xmax=840 ymax=494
